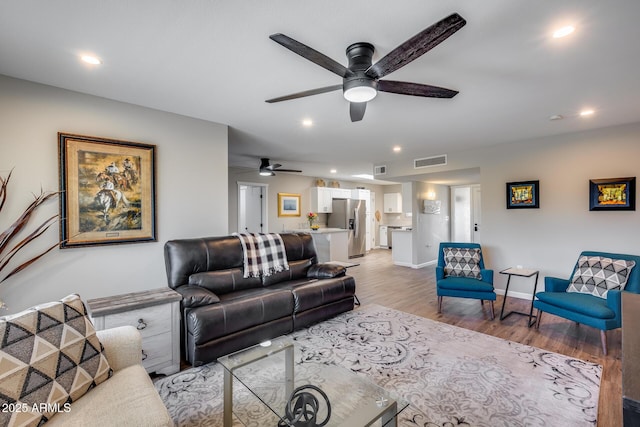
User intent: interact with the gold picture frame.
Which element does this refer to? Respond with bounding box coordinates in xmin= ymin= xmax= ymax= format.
xmin=58 ymin=133 xmax=157 ymax=248
xmin=277 ymin=193 xmax=301 ymax=217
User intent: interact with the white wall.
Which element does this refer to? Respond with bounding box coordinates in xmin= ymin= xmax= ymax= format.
xmin=381 ymin=121 xmax=640 ymax=295
xmin=0 ymin=75 xmax=228 ymax=313
xmin=480 ymin=123 xmax=640 ymax=294
xmin=414 ymin=182 xmax=450 ymax=265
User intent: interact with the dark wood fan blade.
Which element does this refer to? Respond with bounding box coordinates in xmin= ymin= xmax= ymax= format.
xmin=270 ymin=34 xmax=354 ymax=78
xmin=274 ymin=168 xmax=302 ymax=173
xmin=377 ymin=80 xmax=458 ymax=98
xmin=266 ymin=85 xmax=343 ymax=103
xmin=366 ymin=13 xmax=466 ymax=79
xmin=350 ymin=102 xmax=367 ymax=122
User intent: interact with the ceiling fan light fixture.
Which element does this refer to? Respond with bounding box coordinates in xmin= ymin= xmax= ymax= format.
xmin=343 ymin=78 xmax=378 ymax=103
xmin=343 ymin=85 xmax=377 ymax=103
xmin=259 ymin=170 xmax=274 ymax=176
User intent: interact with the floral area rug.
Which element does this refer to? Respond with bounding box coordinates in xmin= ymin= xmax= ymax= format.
xmin=155 ymin=304 xmax=601 ymax=426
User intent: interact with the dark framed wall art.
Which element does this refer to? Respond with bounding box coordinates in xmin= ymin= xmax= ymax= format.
xmin=589 ymin=177 xmax=636 ymax=211
xmin=58 ymin=133 xmax=157 ymax=248
xmin=506 ymin=180 xmax=539 ymax=209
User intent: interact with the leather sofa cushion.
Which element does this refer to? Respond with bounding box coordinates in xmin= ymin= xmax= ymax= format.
xmin=307 ymin=263 xmax=346 ymax=279
xmin=186 ymin=288 xmax=294 ymax=344
xmin=176 ymin=285 xmax=221 ymax=308
xmin=262 ymin=259 xmax=312 ymax=286
xmin=274 ymin=276 xmax=356 ymax=313
xmin=535 ymin=291 xmax=616 ymax=319
xmin=189 ymin=268 xmax=261 ymax=295
xmin=165 ymin=233 xmax=318 ymax=289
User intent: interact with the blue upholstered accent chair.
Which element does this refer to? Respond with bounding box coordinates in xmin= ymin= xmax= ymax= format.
xmin=534 ymin=251 xmax=640 ymax=355
xmin=436 ymin=242 xmax=496 ymax=319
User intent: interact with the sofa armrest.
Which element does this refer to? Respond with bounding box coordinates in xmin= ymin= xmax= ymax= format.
xmin=307 ymin=263 xmax=346 ymax=279
xmin=480 ymin=269 xmax=494 ymax=285
xmin=545 ymin=276 xmax=570 ymax=292
xmin=176 ymin=284 xmax=221 ymax=308
xmin=436 ymin=266 xmax=444 ymax=281
xmin=96 ymin=325 xmax=142 ymax=371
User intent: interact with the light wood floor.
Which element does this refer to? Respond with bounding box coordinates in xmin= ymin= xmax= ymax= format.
xmin=349 ymin=249 xmax=621 ymax=427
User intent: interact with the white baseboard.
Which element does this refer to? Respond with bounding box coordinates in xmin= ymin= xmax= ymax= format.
xmin=393 ymin=259 xmax=437 ymax=269
xmin=495 ymin=289 xmax=533 ymax=300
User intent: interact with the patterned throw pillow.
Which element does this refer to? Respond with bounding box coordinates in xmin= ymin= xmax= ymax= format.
xmin=0 ymin=294 xmax=112 ymax=426
xmin=567 ymin=256 xmax=636 ymax=299
xmin=443 ymin=247 xmax=482 ymax=279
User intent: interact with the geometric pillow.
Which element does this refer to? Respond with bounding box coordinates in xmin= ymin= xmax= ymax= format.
xmin=443 ymin=247 xmax=482 ymax=280
xmin=567 ymin=256 xmax=636 ymax=299
xmin=0 ymin=294 xmax=112 ymax=427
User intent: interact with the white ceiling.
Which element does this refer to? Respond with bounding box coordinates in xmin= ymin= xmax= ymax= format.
xmin=1 ymin=1 xmax=639 ymax=184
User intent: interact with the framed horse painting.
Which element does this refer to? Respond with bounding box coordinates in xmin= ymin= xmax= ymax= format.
xmin=58 ymin=133 xmax=157 ymax=248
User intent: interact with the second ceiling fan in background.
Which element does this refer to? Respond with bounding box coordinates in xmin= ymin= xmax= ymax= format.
xmin=266 ymin=13 xmax=466 ymax=122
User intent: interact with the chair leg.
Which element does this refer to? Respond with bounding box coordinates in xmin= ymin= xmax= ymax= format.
xmin=480 ymin=300 xmax=484 ymax=306
xmin=535 ymin=309 xmax=542 ymax=329
xmin=600 ymin=330 xmax=608 ymax=356
xmin=489 ymin=301 xmax=495 ymax=320
xmin=437 ymin=296 xmax=443 ymax=313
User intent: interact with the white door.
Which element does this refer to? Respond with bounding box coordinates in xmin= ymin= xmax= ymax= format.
xmin=450 ymin=185 xmax=481 ymax=243
xmin=238 ymin=183 xmax=267 ymax=233
xmin=472 ymin=185 xmax=482 ymax=243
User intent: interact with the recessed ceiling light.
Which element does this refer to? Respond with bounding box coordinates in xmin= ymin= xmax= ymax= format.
xmin=553 ymin=26 xmax=575 ymax=38
xmin=81 ymin=55 xmax=102 ymax=65
xmin=580 ymin=109 xmax=595 ymax=117
xmin=302 ymin=118 xmax=313 ymax=127
xmin=330 ymin=169 xmax=337 ymax=174
xmin=392 ymin=146 xmax=402 ymax=153
xmin=549 ymin=114 xmax=564 ymax=121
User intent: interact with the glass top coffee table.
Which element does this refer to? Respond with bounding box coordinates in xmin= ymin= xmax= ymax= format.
xmin=218 ymin=336 xmax=409 ymax=426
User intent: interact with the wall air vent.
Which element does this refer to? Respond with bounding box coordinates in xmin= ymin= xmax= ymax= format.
xmin=414 ymin=154 xmax=447 ymax=169
xmin=374 ymin=165 xmax=387 ymax=175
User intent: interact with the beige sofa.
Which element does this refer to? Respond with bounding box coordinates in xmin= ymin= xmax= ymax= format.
xmin=48 ymin=326 xmax=173 ymax=426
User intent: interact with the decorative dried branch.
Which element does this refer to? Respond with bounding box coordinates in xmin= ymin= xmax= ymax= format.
xmin=0 ymin=169 xmax=60 ymax=284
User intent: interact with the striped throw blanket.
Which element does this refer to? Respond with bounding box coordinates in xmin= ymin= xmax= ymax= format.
xmin=233 ymin=233 xmax=290 ymax=278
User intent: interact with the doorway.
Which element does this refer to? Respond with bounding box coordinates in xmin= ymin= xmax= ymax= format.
xmin=450 ymin=184 xmax=481 ymax=243
xmin=237 ymin=182 xmax=268 ymax=233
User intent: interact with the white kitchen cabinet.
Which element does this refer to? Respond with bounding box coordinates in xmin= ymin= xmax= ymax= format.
xmin=310 ymin=187 xmax=333 ymax=213
xmin=384 ymin=193 xmax=402 ymax=213
xmin=351 ymin=188 xmax=370 ymax=202
xmin=331 ymin=188 xmax=352 ymax=199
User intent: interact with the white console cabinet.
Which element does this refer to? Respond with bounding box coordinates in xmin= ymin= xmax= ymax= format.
xmin=88 ymin=288 xmax=182 ymax=375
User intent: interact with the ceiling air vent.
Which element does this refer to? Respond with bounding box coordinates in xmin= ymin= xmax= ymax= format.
xmin=374 ymin=165 xmax=387 ymax=175
xmin=414 ymin=154 xmax=447 ymax=169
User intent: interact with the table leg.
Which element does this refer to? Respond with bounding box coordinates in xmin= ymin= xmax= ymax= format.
xmin=285 ymin=342 xmax=294 ymax=399
xmin=527 ymin=272 xmax=539 ymax=327
xmin=380 ymin=400 xmax=398 ymax=427
xmin=499 ymin=274 xmax=513 ymax=320
xmin=223 ymin=369 xmax=233 ymax=427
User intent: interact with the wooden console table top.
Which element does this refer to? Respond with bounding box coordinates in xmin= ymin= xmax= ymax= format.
xmin=87 ymin=287 xmax=181 ymax=317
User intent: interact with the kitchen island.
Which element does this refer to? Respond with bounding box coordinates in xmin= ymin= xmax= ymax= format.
xmin=289 ymin=229 xmax=349 ymax=263
xmin=391 ymin=229 xmax=412 ymax=267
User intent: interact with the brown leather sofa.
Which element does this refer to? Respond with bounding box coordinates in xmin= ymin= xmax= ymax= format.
xmin=164 ymin=233 xmax=356 ymax=366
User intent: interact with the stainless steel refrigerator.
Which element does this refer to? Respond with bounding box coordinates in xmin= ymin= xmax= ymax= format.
xmin=328 ymin=198 xmax=366 ymax=258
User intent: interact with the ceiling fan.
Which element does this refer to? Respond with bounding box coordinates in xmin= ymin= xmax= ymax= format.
xmin=266 ymin=13 xmax=466 ymax=122
xmin=259 ymin=158 xmax=302 ymax=176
